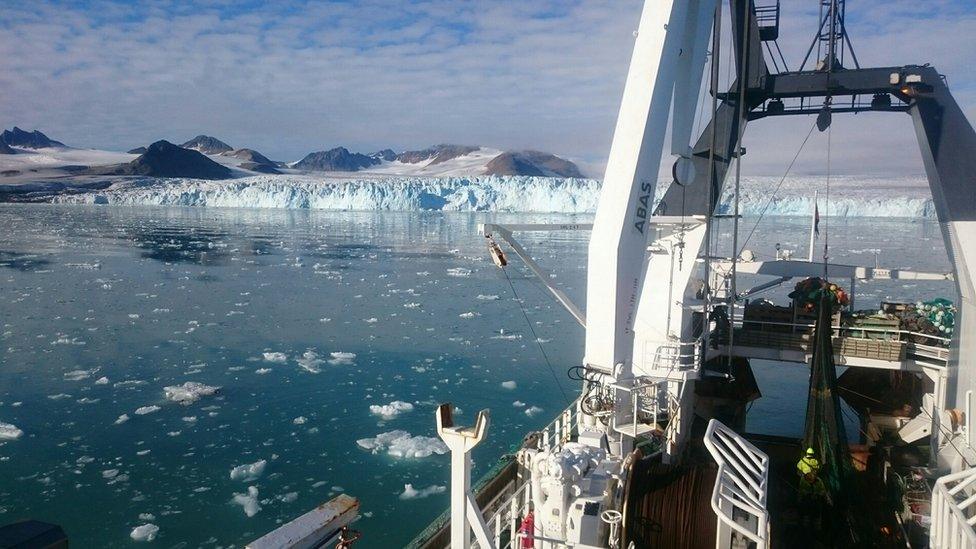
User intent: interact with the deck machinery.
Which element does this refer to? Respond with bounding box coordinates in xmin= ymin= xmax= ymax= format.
xmin=405 ymin=0 xmax=976 ymax=548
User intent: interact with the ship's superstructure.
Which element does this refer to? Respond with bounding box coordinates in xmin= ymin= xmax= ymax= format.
xmin=405 ymin=0 xmax=976 ymax=548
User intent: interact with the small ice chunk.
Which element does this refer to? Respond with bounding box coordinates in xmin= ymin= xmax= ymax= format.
xmin=446 ymin=268 xmax=471 ymax=277
xmin=115 ymin=414 xmax=130 ymax=425
xmin=230 ymin=459 xmax=267 ymax=481
xmin=296 ymin=350 xmax=324 ymax=373
xmin=130 ymin=523 xmax=159 ymax=542
xmin=255 ymin=368 xmax=272 ymax=375
xmin=513 ymin=400 xmax=526 ymax=407
xmin=134 ymin=405 xmax=160 ymax=416
xmin=501 ymin=381 xmax=517 ymax=390
xmin=102 ymin=469 xmax=120 ymax=479
xmin=369 ymin=401 xmax=414 ymax=420
xmin=399 ymin=483 xmax=446 ymax=500
xmin=293 ymin=416 xmax=307 ymax=425
xmin=163 ymin=382 xmax=220 ymax=405
xmin=356 ymin=430 xmax=448 ymax=458
xmin=328 ymin=352 xmax=356 ymax=366
xmin=458 ymin=312 xmax=477 ymax=319
xmin=232 ymin=486 xmax=261 ymax=517
xmin=95 ymin=376 xmax=110 ymax=385
xmin=524 ymin=406 xmax=543 ymax=417
xmin=262 ymin=352 xmax=287 ymax=363
xmin=64 ymin=369 xmax=96 ymax=381
xmin=0 ymin=422 xmax=23 ymax=440
xmin=476 ymin=294 xmax=499 ymax=300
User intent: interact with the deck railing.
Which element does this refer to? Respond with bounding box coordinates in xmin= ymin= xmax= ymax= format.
xmin=730 ymin=316 xmax=951 ymax=364
xmin=931 ymin=468 xmax=976 ymax=548
xmin=703 ymin=419 xmax=770 ymax=549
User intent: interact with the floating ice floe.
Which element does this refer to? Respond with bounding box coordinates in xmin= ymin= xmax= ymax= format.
xmin=230 ymin=459 xmax=267 ymax=482
xmin=130 ymin=523 xmax=159 ymax=542
xmin=356 ymin=430 xmax=448 ymax=458
xmin=399 ymin=483 xmax=446 ymax=500
xmin=369 ymin=401 xmax=414 ymax=420
xmin=64 ymin=369 xmax=97 ymax=381
xmin=513 ymin=401 xmax=526 ymax=408
xmin=134 ymin=405 xmax=160 ymax=415
xmin=296 ymin=350 xmax=325 ymax=373
xmin=501 ymin=381 xmax=517 ymax=390
xmin=232 ymin=486 xmax=261 ymax=517
xmin=293 ymin=416 xmax=307 ymax=425
xmin=446 ymin=267 xmax=472 ymax=277
xmin=476 ymin=294 xmax=500 ymax=300
xmin=114 ymin=414 xmax=130 ymax=425
xmin=328 ymin=352 xmax=356 ymax=366
xmin=262 ymin=351 xmax=288 ymax=363
xmin=525 ymin=406 xmax=544 ymax=418
xmin=255 ymin=367 xmax=273 ymax=375
xmin=458 ymin=312 xmax=478 ymax=319
xmin=163 ymin=382 xmax=220 ymax=405
xmin=95 ymin=376 xmax=109 ymax=385
xmin=0 ymin=422 xmax=23 ymax=440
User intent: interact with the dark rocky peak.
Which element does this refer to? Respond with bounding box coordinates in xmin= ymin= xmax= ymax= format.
xmin=91 ymin=140 xmax=231 ymax=180
xmin=0 ymin=127 xmax=66 ymax=149
xmin=180 ymin=135 xmax=232 ymax=154
xmin=293 ymin=147 xmax=380 ymax=172
xmin=397 ymin=144 xmax=479 ymax=165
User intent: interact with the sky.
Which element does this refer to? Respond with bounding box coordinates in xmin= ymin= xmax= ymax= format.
xmin=1 ymin=0 xmax=974 ymax=177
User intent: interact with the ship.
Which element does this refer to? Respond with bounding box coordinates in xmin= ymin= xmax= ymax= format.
xmin=238 ymin=0 xmax=976 ymax=547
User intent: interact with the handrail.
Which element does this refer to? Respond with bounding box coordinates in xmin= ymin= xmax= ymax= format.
xmin=703 ymin=419 xmax=770 ymax=549
xmin=732 ymin=315 xmax=952 ymax=346
xmin=931 ymin=467 xmax=976 ymax=548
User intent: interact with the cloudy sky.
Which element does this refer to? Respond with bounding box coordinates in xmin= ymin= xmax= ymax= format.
xmin=1 ymin=0 xmax=974 ymax=176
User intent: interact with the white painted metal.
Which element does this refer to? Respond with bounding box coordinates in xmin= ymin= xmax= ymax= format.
xmin=931 ymin=467 xmax=976 ymax=548
xmin=714 ymin=259 xmax=953 ymax=281
xmin=703 ymin=419 xmax=770 ymax=549
xmin=808 ymin=190 xmax=818 ymax=262
xmin=436 ymin=404 xmax=492 ymax=549
xmin=585 ymin=0 xmax=710 ymax=372
xmin=246 ymin=494 xmax=359 ymax=549
xmin=671 ymin=0 xmax=719 ymax=160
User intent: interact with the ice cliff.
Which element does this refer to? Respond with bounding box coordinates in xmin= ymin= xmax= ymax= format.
xmin=54 ymin=174 xmax=936 ymax=217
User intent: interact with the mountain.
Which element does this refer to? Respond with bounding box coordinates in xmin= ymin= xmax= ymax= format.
xmin=127 ymin=146 xmax=148 ymax=154
xmin=370 ymin=149 xmax=397 ymax=162
xmin=180 ymin=135 xmax=233 ymax=154
xmin=0 ymin=141 xmax=15 ymax=155
xmin=223 ymin=148 xmax=273 ymax=165
xmin=1 ymin=127 xmax=65 ymax=148
xmin=485 ymin=151 xmax=583 ymax=178
xmin=90 ymin=140 xmax=231 ymax=179
xmin=397 ymin=144 xmax=478 ymax=165
xmin=293 ymin=147 xmax=379 ymax=171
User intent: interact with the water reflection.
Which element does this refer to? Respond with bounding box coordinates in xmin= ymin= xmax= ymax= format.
xmin=0 ymin=250 xmax=51 ymax=271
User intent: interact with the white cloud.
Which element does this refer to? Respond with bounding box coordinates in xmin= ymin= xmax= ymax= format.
xmin=0 ymin=1 xmax=972 ymax=176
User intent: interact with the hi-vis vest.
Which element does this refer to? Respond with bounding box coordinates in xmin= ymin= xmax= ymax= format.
xmin=797 ymin=456 xmax=820 ymax=476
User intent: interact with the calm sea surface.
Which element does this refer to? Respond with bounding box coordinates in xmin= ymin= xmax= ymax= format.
xmin=0 ymin=205 xmax=953 ymax=547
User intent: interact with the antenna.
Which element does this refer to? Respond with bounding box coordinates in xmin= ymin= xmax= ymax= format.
xmin=800 ymin=0 xmax=860 ymax=71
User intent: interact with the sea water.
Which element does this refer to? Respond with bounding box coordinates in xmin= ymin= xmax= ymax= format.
xmin=0 ymin=205 xmax=953 ymax=547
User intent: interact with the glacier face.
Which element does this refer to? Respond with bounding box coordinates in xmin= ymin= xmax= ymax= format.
xmin=52 ymin=174 xmax=936 ymax=217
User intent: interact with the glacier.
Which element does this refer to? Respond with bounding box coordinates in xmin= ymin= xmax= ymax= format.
xmin=52 ymin=174 xmax=936 ymax=217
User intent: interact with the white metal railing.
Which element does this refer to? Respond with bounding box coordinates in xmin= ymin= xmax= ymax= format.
xmin=703 ymin=419 xmax=770 ymax=549
xmin=474 ymin=480 xmax=532 ymax=549
xmin=931 ymin=468 xmax=976 ymax=548
xmin=539 ymin=399 xmax=580 ymax=453
xmin=646 ymin=339 xmax=702 ymax=373
xmin=733 ymin=315 xmax=952 ymax=346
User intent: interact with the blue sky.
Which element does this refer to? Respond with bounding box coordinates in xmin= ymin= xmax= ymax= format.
xmin=1 ymin=0 xmax=974 ymax=176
